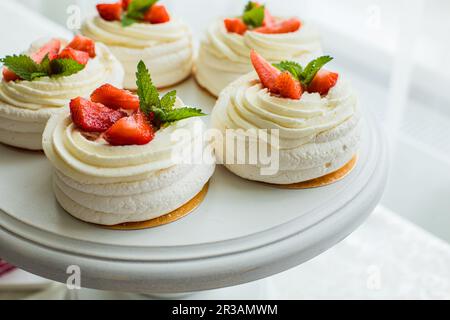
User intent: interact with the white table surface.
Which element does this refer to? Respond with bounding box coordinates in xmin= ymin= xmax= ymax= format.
xmin=0 ymin=1 xmax=449 ymax=300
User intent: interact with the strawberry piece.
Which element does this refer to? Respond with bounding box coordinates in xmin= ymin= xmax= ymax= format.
xmin=250 ymin=49 xmax=280 ymax=92
xmin=58 ymin=47 xmax=90 ymax=65
xmin=70 ymin=97 xmax=125 ymax=132
xmin=67 ymin=35 xmax=96 ymax=58
xmin=2 ymin=68 xmax=21 ymax=82
xmin=224 ymin=18 xmax=248 ymax=35
xmin=307 ymin=70 xmax=339 ymax=95
xmin=91 ymin=84 xmax=140 ymax=111
xmin=144 ymin=4 xmax=170 ymax=24
xmin=30 ymin=39 xmax=61 ymax=63
xmin=274 ymin=72 xmax=302 ymax=100
xmin=104 ymin=113 xmax=155 ymax=146
xmin=254 ymin=18 xmax=302 ymax=34
xmin=263 ymin=8 xmax=276 ymax=27
xmin=96 ymin=2 xmax=122 ymax=21
xmin=121 ymin=0 xmax=132 ymax=10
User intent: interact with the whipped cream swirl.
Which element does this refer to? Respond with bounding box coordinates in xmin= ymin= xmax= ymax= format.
xmin=82 ymin=16 xmax=193 ymax=89
xmin=0 ymin=41 xmax=124 ymax=150
xmin=211 ymin=73 xmax=362 ymax=184
xmin=43 ymin=102 xmax=214 ymax=225
xmin=196 ymin=19 xmax=322 ymax=96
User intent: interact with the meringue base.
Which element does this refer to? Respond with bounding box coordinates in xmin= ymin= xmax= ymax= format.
xmin=193 ymin=67 xmax=218 ymax=98
xmin=267 ymin=155 xmax=357 ymax=189
xmin=54 ymin=180 xmax=210 ymax=229
xmin=107 ymin=44 xmax=194 ymax=90
xmin=0 ymin=128 xmax=43 ymax=150
xmin=105 ymin=182 xmax=209 ymax=230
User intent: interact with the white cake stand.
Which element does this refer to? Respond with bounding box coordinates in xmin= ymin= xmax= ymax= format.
xmin=0 ymin=79 xmax=388 ymax=299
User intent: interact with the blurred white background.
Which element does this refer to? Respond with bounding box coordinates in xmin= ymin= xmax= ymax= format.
xmin=8 ymin=0 xmax=450 ymax=243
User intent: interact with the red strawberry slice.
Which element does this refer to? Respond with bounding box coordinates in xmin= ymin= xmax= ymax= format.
xmin=144 ymin=4 xmax=170 ymax=24
xmin=307 ymin=69 xmax=339 ymax=95
xmin=254 ymin=18 xmax=302 ymax=34
xmin=104 ymin=113 xmax=155 ymax=146
xmin=2 ymin=67 xmax=21 ymax=82
xmin=67 ymin=35 xmax=96 ymax=58
xmin=30 ymin=39 xmax=61 ymax=63
xmin=97 ymin=2 xmax=122 ymax=21
xmin=250 ymin=49 xmax=280 ymax=92
xmin=91 ymin=84 xmax=140 ymax=111
xmin=58 ymin=47 xmax=90 ymax=65
xmin=121 ymin=0 xmax=132 ymax=10
xmin=274 ymin=71 xmax=303 ymax=100
xmin=224 ymin=18 xmax=248 ymax=35
xmin=70 ymin=97 xmax=125 ymax=132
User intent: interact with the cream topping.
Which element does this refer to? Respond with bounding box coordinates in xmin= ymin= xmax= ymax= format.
xmin=212 ymin=73 xmax=358 ymax=149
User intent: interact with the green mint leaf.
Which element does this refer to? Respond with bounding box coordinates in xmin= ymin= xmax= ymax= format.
xmin=0 ymin=55 xmax=45 ymax=81
xmin=122 ymin=16 xmax=139 ymax=27
xmin=1 ymin=54 xmax=86 ymax=81
xmin=152 ymin=106 xmax=168 ymax=124
xmin=244 ymin=1 xmax=259 ymax=12
xmin=301 ymin=55 xmax=333 ymax=86
xmin=49 ymin=59 xmax=85 ymax=78
xmin=242 ymin=2 xmax=265 ymax=28
xmin=38 ymin=54 xmax=51 ymax=75
xmin=124 ymin=0 xmax=158 ymax=26
xmin=134 ymin=61 xmax=205 ymax=127
xmin=162 ymin=107 xmax=206 ymax=123
xmin=160 ymin=90 xmax=176 ymax=111
xmin=136 ymin=60 xmax=160 ymax=116
xmin=273 ymin=61 xmax=303 ymax=82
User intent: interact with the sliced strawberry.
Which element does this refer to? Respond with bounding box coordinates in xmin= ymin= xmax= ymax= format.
xmin=91 ymin=84 xmax=140 ymax=111
xmin=250 ymin=49 xmax=280 ymax=92
xmin=104 ymin=113 xmax=155 ymax=146
xmin=30 ymin=39 xmax=61 ymax=63
xmin=274 ymin=72 xmax=302 ymax=100
xmin=254 ymin=18 xmax=302 ymax=34
xmin=2 ymin=68 xmax=21 ymax=82
xmin=121 ymin=0 xmax=132 ymax=10
xmin=224 ymin=18 xmax=248 ymax=35
xmin=97 ymin=2 xmax=122 ymax=21
xmin=67 ymin=35 xmax=96 ymax=58
xmin=144 ymin=4 xmax=170 ymax=24
xmin=263 ymin=8 xmax=276 ymax=27
xmin=307 ymin=70 xmax=339 ymax=95
xmin=58 ymin=47 xmax=90 ymax=65
xmin=70 ymin=97 xmax=125 ymax=132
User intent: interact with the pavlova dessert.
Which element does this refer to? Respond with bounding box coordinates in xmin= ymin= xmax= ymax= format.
xmin=0 ymin=35 xmax=124 ymax=150
xmin=211 ymin=50 xmax=361 ymax=185
xmin=43 ymin=61 xmax=214 ymax=226
xmin=82 ymin=0 xmax=193 ymax=90
xmin=195 ymin=1 xmax=322 ymax=97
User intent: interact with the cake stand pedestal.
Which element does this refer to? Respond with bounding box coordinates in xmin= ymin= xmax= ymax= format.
xmin=0 ymin=105 xmax=388 ymax=299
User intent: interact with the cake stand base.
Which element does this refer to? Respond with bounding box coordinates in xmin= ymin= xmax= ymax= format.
xmin=29 ymin=278 xmax=274 ymax=300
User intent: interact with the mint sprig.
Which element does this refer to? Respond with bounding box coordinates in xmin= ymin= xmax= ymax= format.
xmin=273 ymin=61 xmax=303 ymax=81
xmin=135 ymin=61 xmax=206 ymax=128
xmin=274 ymin=56 xmax=333 ymax=86
xmin=301 ymin=56 xmax=333 ymax=86
xmin=242 ymin=1 xmax=265 ymax=28
xmin=122 ymin=0 xmax=158 ymax=27
xmin=1 ymin=54 xmax=85 ymax=81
